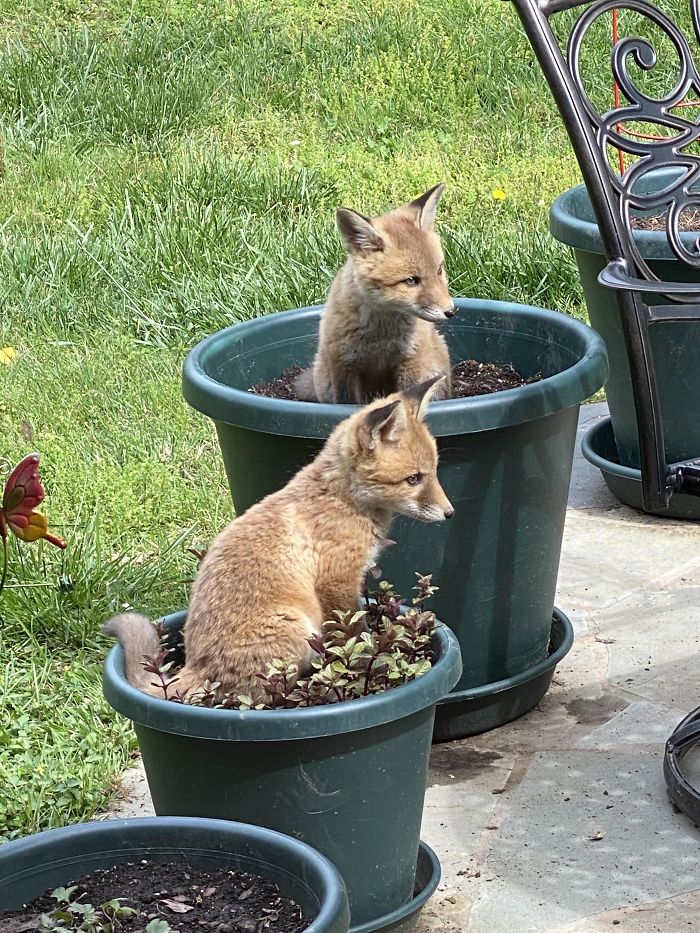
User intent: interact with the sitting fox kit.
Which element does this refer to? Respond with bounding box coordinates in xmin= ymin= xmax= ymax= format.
xmin=295 ymin=183 xmax=455 ymax=405
xmin=104 ymin=376 xmax=453 ymax=702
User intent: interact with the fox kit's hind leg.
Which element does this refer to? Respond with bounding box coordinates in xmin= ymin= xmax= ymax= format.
xmin=184 ymin=603 xmax=322 ymax=702
xmin=313 ymin=357 xmax=364 ymax=404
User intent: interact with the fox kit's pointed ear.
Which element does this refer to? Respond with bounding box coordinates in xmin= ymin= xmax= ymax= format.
xmin=409 ymin=183 xmax=445 ymax=231
xmin=336 ymin=208 xmax=384 ymax=253
xmin=363 ymin=399 xmax=407 ymax=449
xmin=402 ymin=374 xmax=446 ymax=420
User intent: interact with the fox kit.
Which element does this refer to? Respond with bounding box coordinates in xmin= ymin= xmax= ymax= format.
xmin=104 ymin=376 xmax=453 ymax=702
xmin=295 ymin=183 xmax=455 ymax=405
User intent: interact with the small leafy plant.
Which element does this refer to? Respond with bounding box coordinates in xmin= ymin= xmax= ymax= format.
xmin=142 ymin=573 xmax=441 ymax=709
xmin=37 ymin=885 xmax=162 ymax=933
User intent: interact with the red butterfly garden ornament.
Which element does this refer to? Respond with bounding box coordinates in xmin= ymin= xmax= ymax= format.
xmin=0 ymin=452 xmax=66 ymax=597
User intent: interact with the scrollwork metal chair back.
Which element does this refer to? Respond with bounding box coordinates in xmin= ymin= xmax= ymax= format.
xmin=510 ymin=0 xmax=700 ymax=512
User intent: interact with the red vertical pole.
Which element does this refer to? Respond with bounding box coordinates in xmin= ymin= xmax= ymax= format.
xmin=612 ymin=8 xmax=625 ymax=175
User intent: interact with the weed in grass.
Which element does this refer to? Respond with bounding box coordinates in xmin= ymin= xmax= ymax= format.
xmin=0 ymin=513 xmax=200 ymax=842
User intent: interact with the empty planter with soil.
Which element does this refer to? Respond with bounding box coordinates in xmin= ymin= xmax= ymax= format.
xmin=0 ymin=818 xmax=350 ymax=933
xmin=182 ymin=298 xmax=607 ymax=740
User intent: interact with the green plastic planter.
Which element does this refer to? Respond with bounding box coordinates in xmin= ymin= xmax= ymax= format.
xmin=182 ymin=298 xmax=607 ymax=738
xmin=551 ymin=168 xmax=700 ymax=518
xmin=583 ymin=417 xmax=700 ymax=521
xmin=0 ymin=817 xmax=350 ymax=933
xmin=103 ymin=613 xmax=461 ymax=932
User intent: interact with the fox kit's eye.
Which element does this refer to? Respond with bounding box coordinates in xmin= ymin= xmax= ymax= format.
xmin=403 ymin=276 xmax=420 ymax=287
xmin=406 ymin=473 xmax=423 ymax=486
xmin=437 ymin=263 xmax=444 ymax=275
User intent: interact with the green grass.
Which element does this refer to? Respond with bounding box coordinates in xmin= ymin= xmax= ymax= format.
xmin=0 ymin=0 xmax=668 ymax=839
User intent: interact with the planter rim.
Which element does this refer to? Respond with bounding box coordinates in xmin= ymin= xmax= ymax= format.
xmin=550 ymin=167 xmax=698 ymax=260
xmin=103 ymin=612 xmax=462 ymax=741
xmin=0 ymin=817 xmax=349 ymax=933
xmin=181 ymin=299 xmax=608 ymax=439
xmin=581 ymin=417 xmax=643 ymax=481
xmin=582 ymin=416 xmax=700 ymax=520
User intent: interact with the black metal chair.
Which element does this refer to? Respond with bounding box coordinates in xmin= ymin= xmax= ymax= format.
xmin=510 ymin=0 xmax=700 ymax=514
xmin=509 ymin=0 xmax=700 ymax=824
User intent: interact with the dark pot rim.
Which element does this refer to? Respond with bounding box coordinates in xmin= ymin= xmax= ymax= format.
xmin=550 ymin=166 xmax=697 ymax=260
xmin=103 ymin=611 xmax=462 ymax=741
xmin=181 ymin=299 xmax=608 ymax=439
xmin=0 ymin=817 xmax=350 ymax=933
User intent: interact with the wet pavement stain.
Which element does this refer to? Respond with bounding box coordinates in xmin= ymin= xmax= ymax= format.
xmin=564 ymin=692 xmax=629 ymax=725
xmin=429 ymin=744 xmax=504 ymax=785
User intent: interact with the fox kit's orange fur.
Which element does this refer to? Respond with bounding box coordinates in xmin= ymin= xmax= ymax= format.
xmin=104 ymin=377 xmax=453 ymax=702
xmin=295 ymin=184 xmax=455 ymax=405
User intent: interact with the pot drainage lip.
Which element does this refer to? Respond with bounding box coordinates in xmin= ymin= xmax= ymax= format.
xmin=582 ymin=416 xmax=700 ymax=520
xmin=438 ymin=607 xmax=573 ymax=705
xmin=664 ymin=705 xmax=700 ymax=827
xmin=348 ymin=841 xmax=440 ymax=933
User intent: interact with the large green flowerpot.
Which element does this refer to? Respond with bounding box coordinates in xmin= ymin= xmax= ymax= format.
xmin=182 ymin=298 xmax=607 ymax=738
xmin=103 ymin=612 xmax=462 ymax=933
xmin=0 ymin=817 xmax=350 ymax=933
xmin=551 ymin=169 xmax=700 ymax=518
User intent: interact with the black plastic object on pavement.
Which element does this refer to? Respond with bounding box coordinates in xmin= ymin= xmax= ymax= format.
xmin=665 ymin=706 xmax=700 ymax=827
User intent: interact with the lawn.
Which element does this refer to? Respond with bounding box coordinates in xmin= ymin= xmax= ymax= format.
xmin=0 ymin=0 xmax=614 ymax=841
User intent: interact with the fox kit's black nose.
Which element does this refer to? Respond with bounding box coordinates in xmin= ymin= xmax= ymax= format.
xmin=444 ymin=506 xmax=455 ymax=519
xmin=444 ymin=306 xmax=457 ymax=319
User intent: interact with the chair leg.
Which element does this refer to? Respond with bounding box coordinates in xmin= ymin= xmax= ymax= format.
xmin=617 ymin=291 xmax=671 ymax=512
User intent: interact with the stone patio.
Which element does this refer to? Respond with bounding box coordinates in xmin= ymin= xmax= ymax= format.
xmin=104 ymin=402 xmax=700 ymax=932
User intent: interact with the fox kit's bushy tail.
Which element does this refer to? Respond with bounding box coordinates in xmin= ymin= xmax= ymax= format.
xmin=103 ymin=613 xmax=162 ymax=694
xmin=293 ymin=366 xmax=317 ymax=401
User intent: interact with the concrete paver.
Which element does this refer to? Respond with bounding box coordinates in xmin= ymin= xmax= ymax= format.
xmin=103 ymin=403 xmax=700 ymax=932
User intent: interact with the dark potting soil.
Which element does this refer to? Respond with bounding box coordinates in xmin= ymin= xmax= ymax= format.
xmin=631 ymin=210 xmax=700 ymax=232
xmin=249 ymin=365 xmax=304 ymax=400
xmin=249 ymin=361 xmax=540 ymax=401
xmin=0 ymin=860 xmax=308 ymax=933
xmin=450 ymin=359 xmax=541 ymax=396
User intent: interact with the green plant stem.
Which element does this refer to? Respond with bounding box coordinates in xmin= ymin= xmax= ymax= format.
xmin=0 ymin=534 xmax=8 ymax=599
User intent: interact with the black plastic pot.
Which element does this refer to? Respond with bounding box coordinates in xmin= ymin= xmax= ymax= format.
xmin=103 ymin=613 xmax=462 ymax=932
xmin=664 ymin=706 xmax=700 ymax=828
xmin=0 ymin=817 xmax=350 ymax=933
xmin=551 ymin=169 xmax=700 ymax=519
xmin=182 ymin=298 xmax=607 ymax=737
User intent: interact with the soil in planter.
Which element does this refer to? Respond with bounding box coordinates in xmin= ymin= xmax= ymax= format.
xmin=631 ymin=210 xmax=700 ymax=232
xmin=0 ymin=860 xmax=308 ymax=933
xmin=250 ymin=361 xmax=540 ymax=401
xmin=450 ymin=359 xmax=541 ymax=396
xmin=249 ymin=365 xmax=305 ymax=401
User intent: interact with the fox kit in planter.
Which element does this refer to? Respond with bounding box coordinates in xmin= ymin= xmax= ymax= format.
xmin=294 ymin=184 xmax=455 ymax=404
xmin=105 ymin=377 xmax=452 ymax=702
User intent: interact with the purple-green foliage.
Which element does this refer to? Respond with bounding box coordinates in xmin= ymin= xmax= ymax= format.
xmin=142 ymin=573 xmax=440 ymax=709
